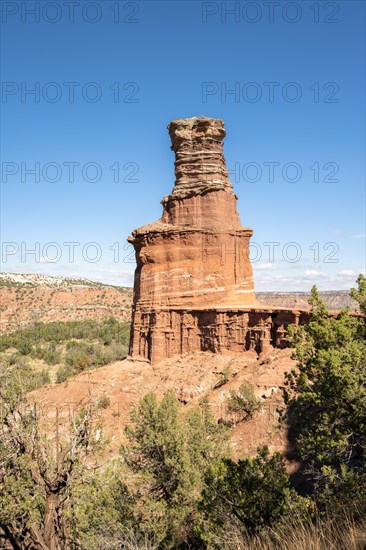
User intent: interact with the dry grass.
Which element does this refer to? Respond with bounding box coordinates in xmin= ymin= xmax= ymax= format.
xmin=83 ymin=528 xmax=160 ymax=550
xmin=213 ymin=510 xmax=366 ymax=550
xmin=79 ymin=511 xmax=366 ymax=549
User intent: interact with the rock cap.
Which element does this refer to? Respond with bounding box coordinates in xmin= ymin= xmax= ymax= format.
xmin=168 ymin=116 xmax=226 ymax=152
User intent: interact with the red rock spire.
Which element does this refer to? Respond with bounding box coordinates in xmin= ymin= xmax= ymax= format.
xmin=127 ymin=118 xmax=313 ymax=364
xmin=128 ymin=117 xmax=256 ymax=312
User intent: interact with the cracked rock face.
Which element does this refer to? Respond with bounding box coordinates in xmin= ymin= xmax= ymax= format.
xmin=165 ymin=117 xmax=233 ymax=201
xmin=128 ymin=117 xmax=256 ymax=312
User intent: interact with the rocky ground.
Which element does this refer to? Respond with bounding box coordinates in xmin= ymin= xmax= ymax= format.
xmin=32 ymin=348 xmax=295 ymax=462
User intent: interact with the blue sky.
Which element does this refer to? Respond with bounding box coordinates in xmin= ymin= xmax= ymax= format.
xmin=1 ymin=0 xmax=365 ymax=291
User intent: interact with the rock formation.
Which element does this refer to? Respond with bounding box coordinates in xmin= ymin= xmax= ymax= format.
xmin=128 ymin=117 xmax=309 ymax=364
xmin=129 ymin=117 xmax=256 ymax=310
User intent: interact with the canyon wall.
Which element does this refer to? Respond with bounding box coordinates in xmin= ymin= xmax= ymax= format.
xmin=130 ymin=307 xmax=311 ymax=364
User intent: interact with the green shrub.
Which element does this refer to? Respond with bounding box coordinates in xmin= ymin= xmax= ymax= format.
xmin=66 ymin=339 xmax=80 ymax=350
xmin=56 ymin=364 xmax=74 ymax=383
xmin=32 ymin=343 xmax=61 ymax=365
xmin=121 ymin=391 xmax=229 ymax=546
xmin=98 ymin=395 xmax=111 ymax=409
xmin=67 ymin=352 xmax=92 ymax=373
xmin=17 ymin=340 xmax=32 ymax=356
xmin=43 ymin=349 xmax=62 ymax=365
xmin=0 ymin=360 xmax=50 ymax=392
xmin=201 ymin=447 xmax=305 ymax=537
xmin=7 ymin=352 xmax=25 ymax=366
xmin=285 ymin=280 xmax=366 ymax=505
xmin=35 ymin=369 xmax=51 ymax=387
xmin=64 ymin=342 xmax=128 ymax=373
xmin=0 ymin=319 xmax=131 ymax=353
xmin=226 ymin=381 xmax=260 ymax=418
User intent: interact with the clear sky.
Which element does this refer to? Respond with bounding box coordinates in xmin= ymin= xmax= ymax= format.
xmin=1 ymin=0 xmax=365 ymax=291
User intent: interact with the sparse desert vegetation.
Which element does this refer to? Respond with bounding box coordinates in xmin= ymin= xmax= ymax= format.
xmin=0 ymin=317 xmax=130 ymax=386
xmin=0 ymin=276 xmax=365 ymax=549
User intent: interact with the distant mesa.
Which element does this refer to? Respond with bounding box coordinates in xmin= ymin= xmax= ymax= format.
xmin=0 ymin=272 xmax=132 ymax=334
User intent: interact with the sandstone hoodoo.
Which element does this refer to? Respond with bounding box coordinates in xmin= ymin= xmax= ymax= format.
xmin=130 ymin=117 xmax=256 ymax=310
xmin=128 ymin=117 xmax=308 ymax=364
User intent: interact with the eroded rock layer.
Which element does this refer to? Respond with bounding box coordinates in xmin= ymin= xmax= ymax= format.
xmin=130 ymin=308 xmax=311 ymax=365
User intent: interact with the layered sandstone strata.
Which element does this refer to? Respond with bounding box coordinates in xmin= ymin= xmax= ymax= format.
xmin=128 ymin=117 xmax=256 ymax=311
xmin=128 ymin=117 xmax=307 ymax=364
